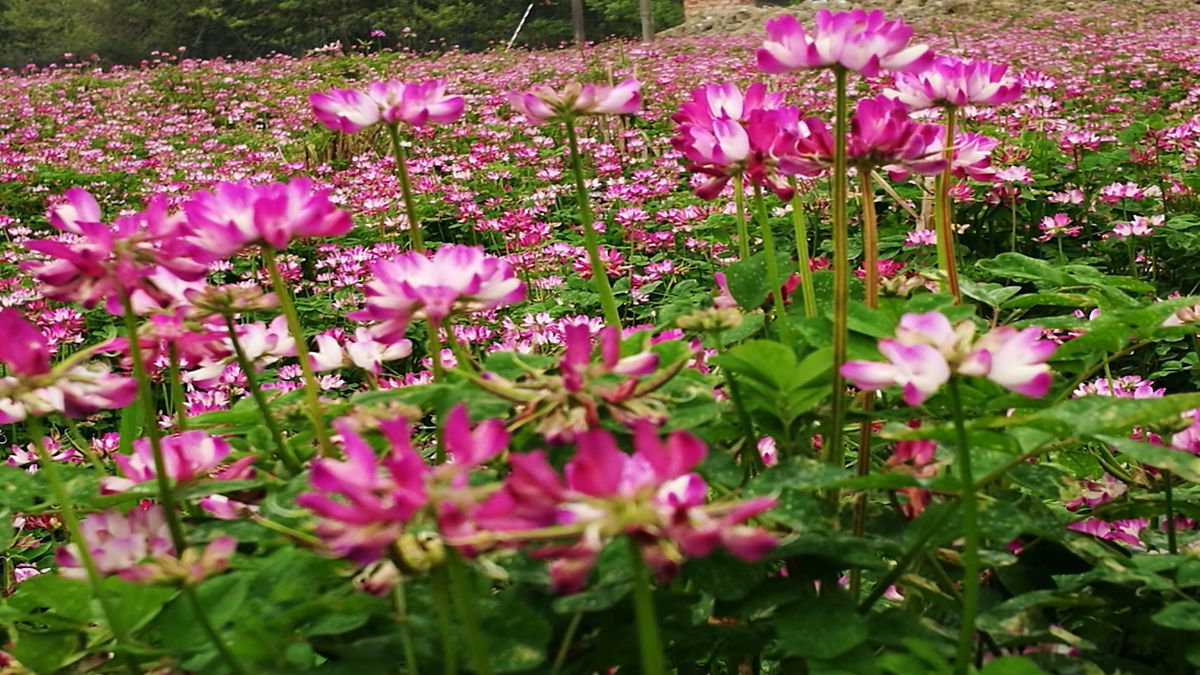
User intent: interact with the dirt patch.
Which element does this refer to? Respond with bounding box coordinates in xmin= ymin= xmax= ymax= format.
xmin=660 ymin=0 xmax=1200 ymax=37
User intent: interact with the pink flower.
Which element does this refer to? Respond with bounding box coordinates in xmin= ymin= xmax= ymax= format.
xmin=182 ymin=179 xmax=352 ymax=257
xmin=671 ymin=82 xmax=785 ymax=129
xmin=1111 ymin=214 xmax=1163 ymax=238
xmin=351 ymin=245 xmax=525 ymax=342
xmin=848 ymin=95 xmax=945 ymax=176
xmin=100 ymin=431 xmax=253 ymax=493
xmin=560 ymin=323 xmax=659 ymax=394
xmin=841 ymin=340 xmax=950 ymax=406
xmin=916 ymin=132 xmax=999 ymax=182
xmin=308 ymin=88 xmax=381 ymax=133
xmin=968 ymin=326 xmax=1057 ymax=397
xmin=0 ymin=309 xmax=135 ymax=424
xmin=1170 ymin=410 xmax=1200 ymax=455
xmin=1034 ymin=213 xmax=1083 ymax=242
xmin=887 ymin=56 xmax=1022 ymax=110
xmin=365 ymin=79 xmax=465 ymax=127
xmin=756 ymin=10 xmax=932 ymax=76
xmin=296 ymin=417 xmax=428 ymax=565
xmin=904 ymin=229 xmax=937 ymax=247
xmin=24 ymin=191 xmax=207 ymax=314
xmin=508 ymin=79 xmax=641 ymax=123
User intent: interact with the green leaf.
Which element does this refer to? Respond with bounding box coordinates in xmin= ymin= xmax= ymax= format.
xmin=7 ymin=631 xmax=82 ymax=673
xmin=980 ymin=656 xmax=1049 ymax=675
xmin=1152 ymin=602 xmax=1200 ymax=630
xmin=1000 ymin=393 xmax=1200 ymax=437
xmin=724 ymin=250 xmax=792 ymax=309
xmin=486 ymin=594 xmax=552 ymax=672
xmin=1097 ymin=435 xmax=1200 ymax=483
xmin=773 ymin=597 xmax=868 ymax=660
xmin=713 ymin=340 xmax=796 ymax=391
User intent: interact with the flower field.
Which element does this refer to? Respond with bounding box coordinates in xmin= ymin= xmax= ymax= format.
xmin=2 ymin=3 xmax=1200 ymax=673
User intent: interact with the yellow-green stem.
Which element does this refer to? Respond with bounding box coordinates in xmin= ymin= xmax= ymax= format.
xmin=826 ymin=66 xmax=850 ymax=474
xmin=392 ymin=575 xmax=422 ymax=675
xmin=753 ymin=184 xmax=796 ymax=347
xmin=733 ymin=173 xmax=751 ymax=261
xmin=119 ymin=292 xmax=187 ymax=554
xmin=166 ymin=342 xmax=187 ymax=431
xmin=948 ymin=378 xmax=980 ymax=674
xmin=564 ymin=122 xmax=622 ymax=330
xmin=387 ymin=122 xmax=426 ymax=252
xmin=629 ymin=542 xmax=666 ymax=675
xmin=222 ymin=315 xmax=301 ymax=475
xmin=860 ymin=172 xmax=879 ymax=309
xmin=935 ymin=106 xmax=962 ymax=303
xmin=262 ymin=247 xmax=337 ymax=458
xmin=446 ymin=553 xmax=493 ymax=675
xmin=788 ymin=178 xmax=817 ymax=318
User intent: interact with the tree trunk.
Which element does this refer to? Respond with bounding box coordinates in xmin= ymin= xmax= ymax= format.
xmin=639 ymin=0 xmax=654 ymax=41
xmin=571 ymin=0 xmax=585 ymax=46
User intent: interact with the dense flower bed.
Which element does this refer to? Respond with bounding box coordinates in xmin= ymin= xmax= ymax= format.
xmin=1 ymin=4 xmax=1200 ymax=674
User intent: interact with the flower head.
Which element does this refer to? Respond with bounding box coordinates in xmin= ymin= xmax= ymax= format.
xmin=756 ymin=10 xmax=932 ymax=76
xmin=183 ymin=179 xmax=352 ymax=257
xmin=100 ymin=431 xmax=253 ymax=493
xmin=509 ymin=79 xmax=641 ymax=123
xmin=310 ymin=79 xmax=464 ymax=132
xmin=351 ymin=245 xmax=524 ymax=342
xmin=887 ymin=56 xmax=1022 ymax=110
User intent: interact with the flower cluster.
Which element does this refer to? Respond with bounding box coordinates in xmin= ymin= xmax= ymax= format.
xmin=310 ymin=79 xmax=465 ymax=132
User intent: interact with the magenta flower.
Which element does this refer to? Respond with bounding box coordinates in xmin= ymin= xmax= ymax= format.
xmin=24 ymin=191 xmax=207 ymax=314
xmin=671 ymin=82 xmax=785 ymax=130
xmin=296 ymin=417 xmax=428 ymax=565
xmin=1034 ymin=213 xmax=1083 ymax=242
xmin=560 ymin=323 xmax=659 ymax=393
xmin=674 ymin=105 xmax=808 ymax=200
xmin=0 ymin=309 xmax=134 ymax=423
xmin=841 ymin=311 xmax=1057 ymax=403
xmin=508 ymin=79 xmax=641 ymax=123
xmin=913 ymin=131 xmax=999 ymax=182
xmin=847 ymin=96 xmax=945 ymax=176
xmin=756 ymin=10 xmax=932 ymax=76
xmin=478 ymin=423 xmax=776 ymax=593
xmin=309 ymin=88 xmax=381 ymax=133
xmin=55 ymin=505 xmax=235 ymax=584
xmin=1111 ymin=214 xmax=1163 ymax=238
xmin=887 ymin=56 xmax=1022 ymax=110
xmin=100 ymin=431 xmax=254 ymax=493
xmin=351 ymin=245 xmax=524 ymax=342
xmin=182 ymin=179 xmax=353 ymax=257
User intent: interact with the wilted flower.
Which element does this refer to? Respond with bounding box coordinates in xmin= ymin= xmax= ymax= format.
xmin=756 ymin=10 xmax=932 ymax=76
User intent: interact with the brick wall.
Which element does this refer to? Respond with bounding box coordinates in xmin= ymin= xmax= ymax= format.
xmin=683 ymin=0 xmax=756 ymax=17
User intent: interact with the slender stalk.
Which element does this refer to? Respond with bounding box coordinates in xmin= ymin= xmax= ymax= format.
xmin=221 ymin=316 xmax=302 ymax=475
xmin=120 ymin=292 xmax=187 ymax=554
xmin=629 ymin=542 xmax=666 ymax=675
xmin=166 ymin=342 xmax=187 ymax=431
xmin=1056 ymin=234 xmax=1066 ymax=264
xmin=393 ymin=575 xmax=422 ymax=675
xmin=387 ymin=122 xmax=426 ymax=252
xmin=753 ymin=184 xmax=795 ymax=346
xmin=859 ymin=501 xmax=960 ymax=612
xmin=935 ymin=106 xmax=962 ymax=302
xmin=61 ymin=417 xmax=107 ymax=473
xmin=826 ymin=66 xmax=851 ymax=472
xmin=29 ymin=418 xmax=135 ymax=664
xmin=446 ymin=554 xmax=493 ymax=675
xmin=733 ymin=173 xmax=751 ymax=261
xmin=1009 ymin=201 xmax=1018 ymax=253
xmin=564 ymin=122 xmax=622 ymax=330
xmin=429 ymin=566 xmax=460 ymax=675
xmin=788 ymin=178 xmax=817 ymax=318
xmin=262 ymin=247 xmax=337 ymax=458
xmin=859 ymin=172 xmax=880 ymax=308
xmin=182 ymin=584 xmax=251 ymax=675
xmin=426 ymin=322 xmax=446 ymax=383
xmin=550 ymin=612 xmax=584 ymax=675
xmin=1165 ymin=471 xmax=1178 ymax=555
xmin=1126 ymin=238 xmax=1138 ymax=278
xmin=947 ymin=379 xmax=980 ymax=674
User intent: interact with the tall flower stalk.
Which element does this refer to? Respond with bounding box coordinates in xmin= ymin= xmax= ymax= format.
xmin=446 ymin=553 xmax=494 ymax=675
xmin=120 ymin=291 xmax=187 ymax=554
xmin=828 ymin=66 xmax=851 ymax=470
xmin=947 ymin=378 xmax=980 ymax=673
xmin=788 ymin=178 xmax=817 ymax=318
xmin=753 ymin=184 xmax=795 ymax=345
xmin=262 ymin=247 xmax=337 ymax=458
xmin=630 ymin=543 xmax=666 ymax=675
xmin=565 ymin=123 xmax=623 ymax=330
xmin=733 ymin=173 xmax=751 ymax=260
xmin=934 ymin=107 xmax=961 ymax=302
xmin=221 ymin=315 xmax=301 ymax=474
xmin=386 ymin=123 xmax=426 ymax=252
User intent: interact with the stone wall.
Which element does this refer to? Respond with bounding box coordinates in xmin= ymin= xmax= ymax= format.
xmin=683 ymin=0 xmax=756 ymax=19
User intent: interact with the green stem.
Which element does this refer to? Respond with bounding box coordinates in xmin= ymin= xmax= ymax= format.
xmin=182 ymin=584 xmax=251 ymax=675
xmin=947 ymin=379 xmax=980 ymax=674
xmin=1056 ymin=234 xmax=1066 ymax=265
xmin=733 ymin=173 xmax=751 ymax=261
xmin=29 ymin=418 xmax=135 ymax=662
xmin=860 ymin=171 xmax=879 ymax=309
xmin=120 ymin=291 xmax=187 ymax=554
xmin=393 ymin=575 xmax=422 ymax=675
xmin=426 ymin=322 xmax=446 ymax=383
xmin=222 ymin=315 xmax=302 ymax=475
xmin=446 ymin=554 xmax=493 ymax=675
xmin=430 ymin=566 xmax=460 ymax=675
xmin=387 ymin=122 xmax=426 ymax=252
xmin=443 ymin=324 xmax=480 ymax=372
xmin=61 ymin=417 xmax=107 ymax=473
xmin=826 ymin=66 xmax=850 ymax=474
xmin=788 ymin=178 xmax=817 ymax=318
xmin=1127 ymin=237 xmax=1138 ymax=278
xmin=935 ymin=106 xmax=962 ymax=303
xmin=859 ymin=501 xmax=960 ymax=613
xmin=564 ymin=122 xmax=622 ymax=330
xmin=1165 ymin=471 xmax=1178 ymax=554
xmin=262 ymin=247 xmax=337 ymax=458
xmin=1009 ymin=201 xmax=1018 ymax=253
xmin=550 ymin=612 xmax=584 ymax=675
xmin=167 ymin=342 xmax=187 ymax=431
xmin=629 ymin=542 xmax=666 ymax=675
xmin=753 ymin=184 xmax=795 ymax=347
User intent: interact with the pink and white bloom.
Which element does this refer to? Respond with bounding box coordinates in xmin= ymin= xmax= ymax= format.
xmin=756 ymin=10 xmax=932 ymax=76
xmin=351 ymin=245 xmax=525 ymax=342
xmin=182 ymin=179 xmax=353 ymax=257
xmin=509 ymin=79 xmax=641 ymax=123
xmin=887 ymin=56 xmax=1022 ymax=110
xmin=1034 ymin=213 xmax=1083 ymax=242
xmin=309 ymin=88 xmax=382 ymax=133
xmin=1111 ymin=214 xmax=1163 ymax=238
xmin=100 ymin=431 xmax=253 ymax=493
xmin=671 ymin=82 xmax=785 ymax=129
xmin=970 ymin=327 xmax=1056 ymax=397
xmin=310 ymin=79 xmax=464 ymax=132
